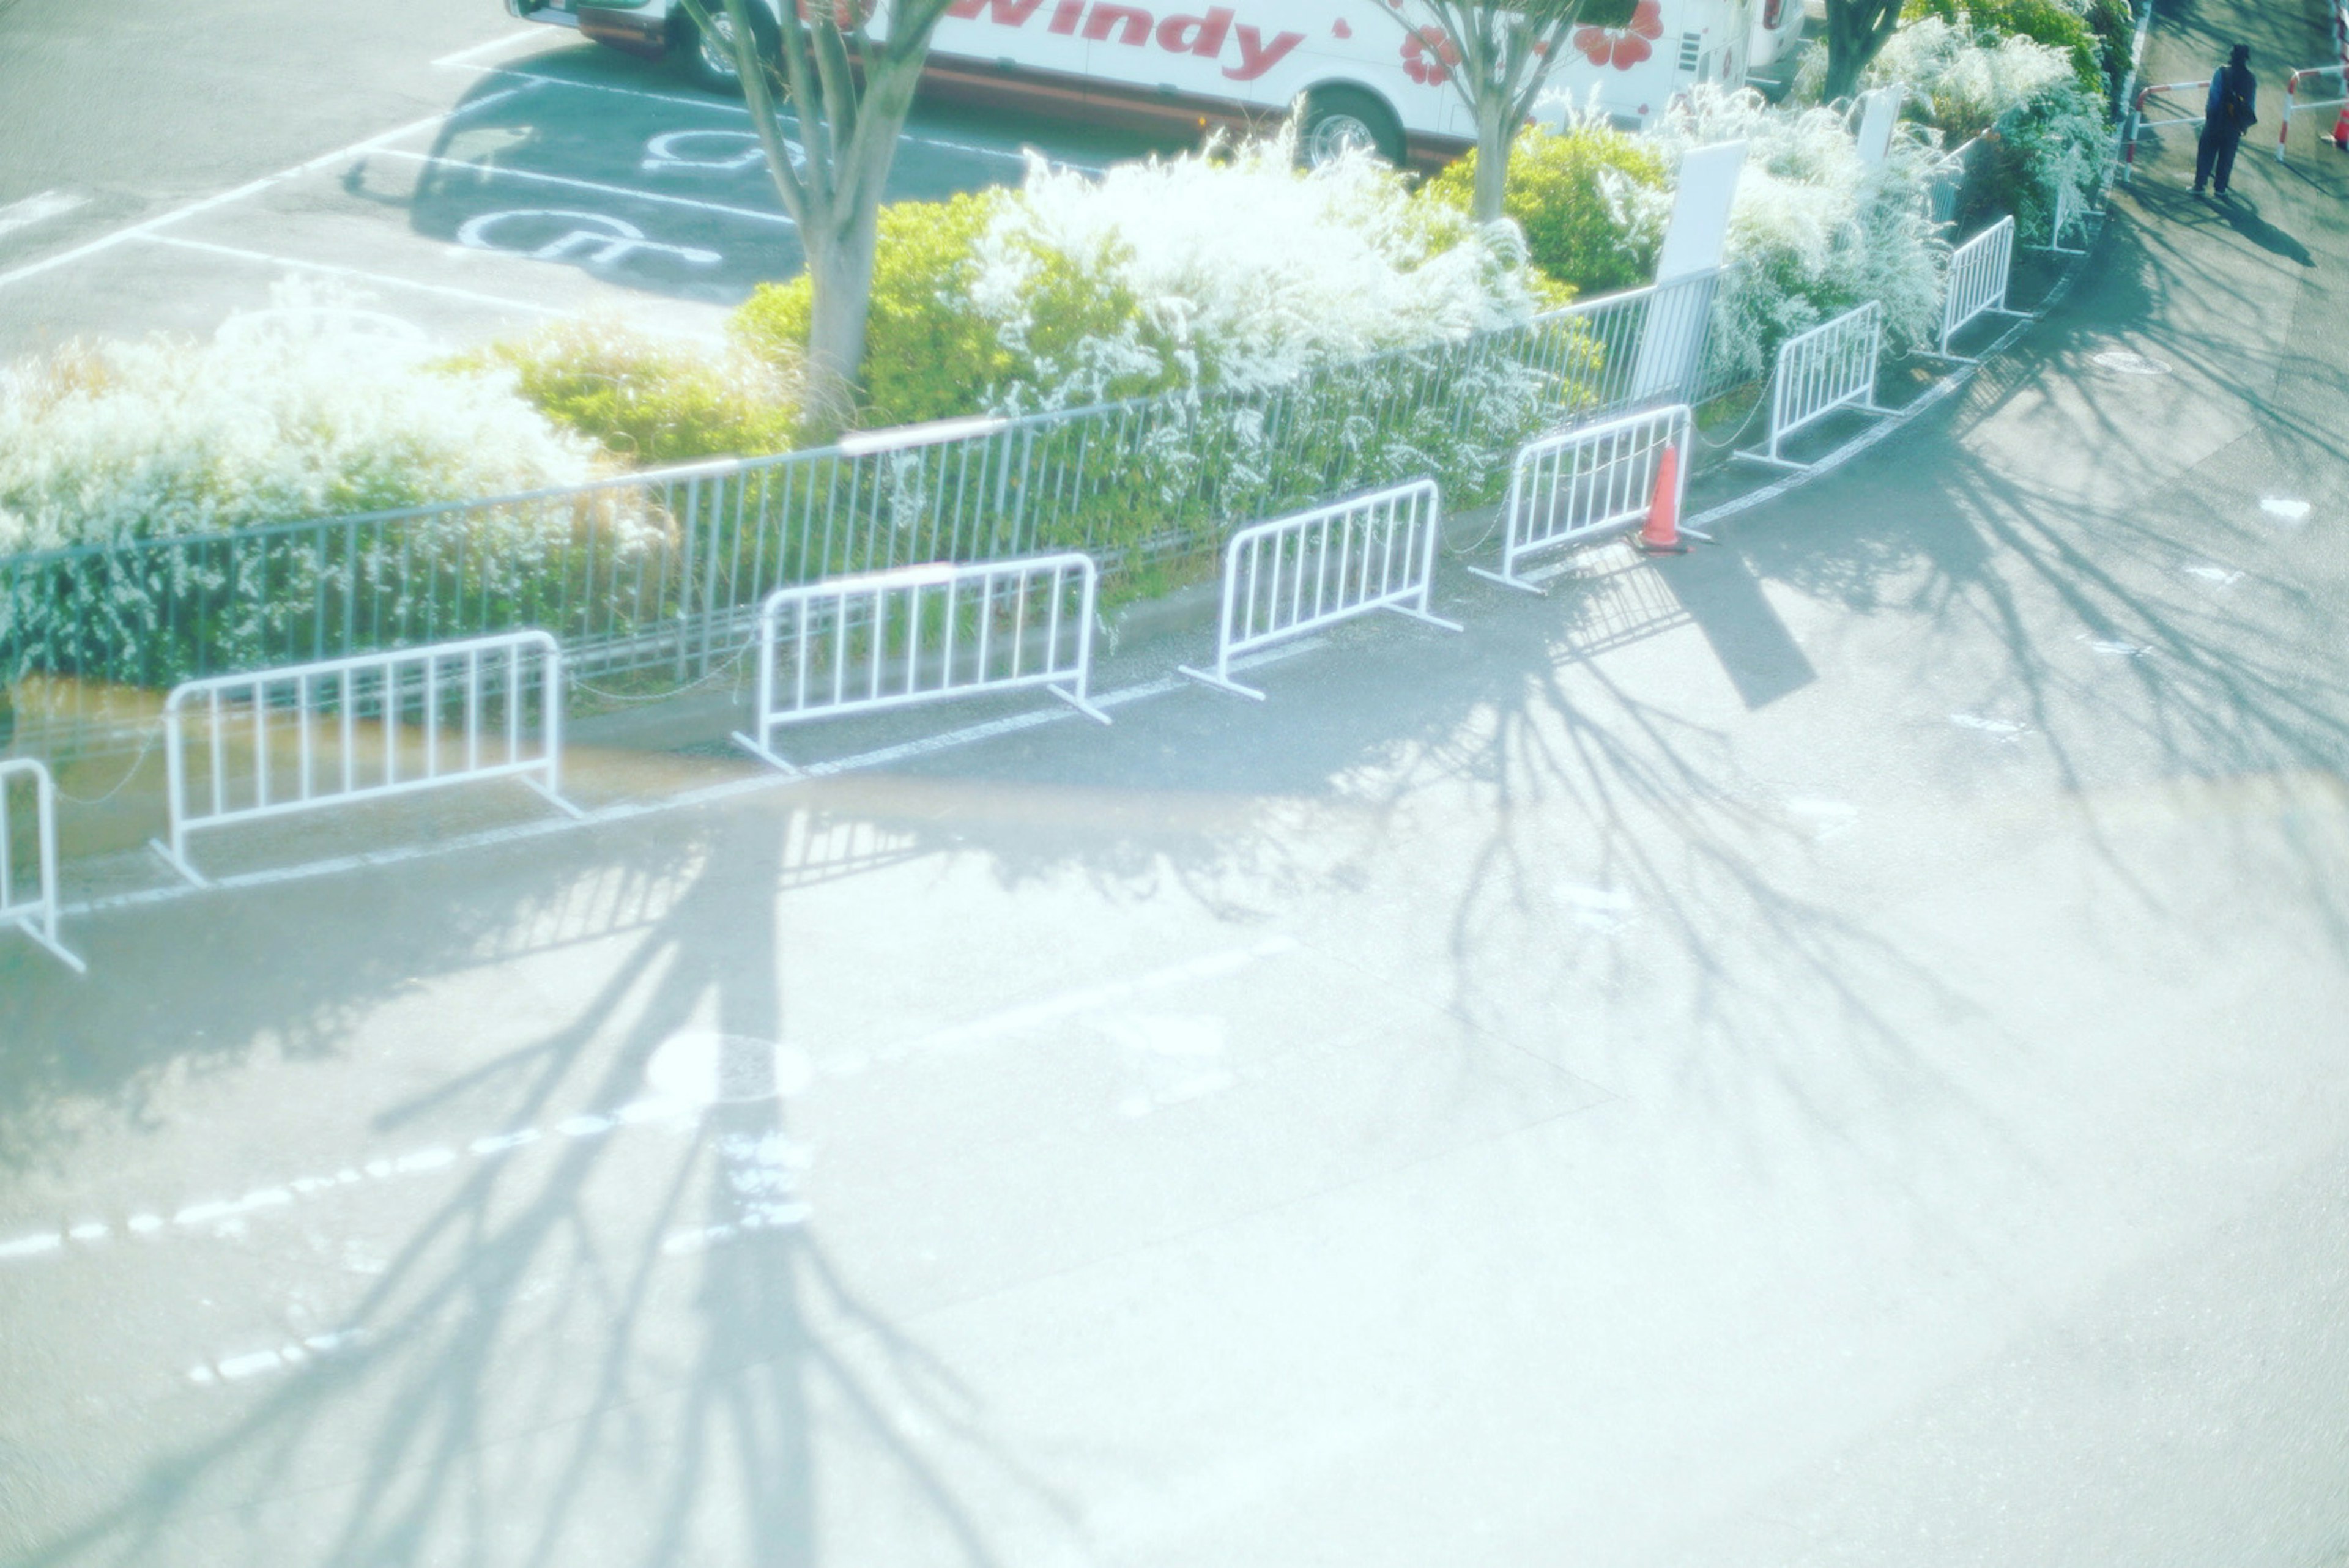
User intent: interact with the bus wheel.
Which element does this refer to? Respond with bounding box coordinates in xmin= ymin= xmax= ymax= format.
xmin=680 ymin=4 xmax=773 ymax=95
xmin=1299 ymin=86 xmax=1406 ymax=169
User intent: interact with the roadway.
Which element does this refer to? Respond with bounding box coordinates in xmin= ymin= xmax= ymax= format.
xmin=4 ymin=1 xmax=2349 ymax=1565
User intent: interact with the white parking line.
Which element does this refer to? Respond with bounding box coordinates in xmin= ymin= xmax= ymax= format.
xmin=0 ymin=191 xmax=88 ymax=242
xmin=432 ymin=30 xmax=562 ymax=68
xmin=134 ymin=233 xmax=566 ymax=314
xmin=454 ymin=62 xmax=1100 ymax=172
xmin=367 ymin=147 xmax=798 ymax=227
xmin=0 ymin=85 xmax=543 ymax=294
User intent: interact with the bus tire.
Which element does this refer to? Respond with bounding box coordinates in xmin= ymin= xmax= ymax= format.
xmin=1299 ymin=85 xmax=1406 ymax=169
xmin=678 ymin=3 xmax=774 ymax=96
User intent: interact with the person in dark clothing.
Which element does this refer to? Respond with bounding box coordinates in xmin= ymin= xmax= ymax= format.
xmin=2193 ymin=43 xmax=2258 ymax=196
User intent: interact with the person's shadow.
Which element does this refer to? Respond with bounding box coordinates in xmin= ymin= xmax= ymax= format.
xmin=2212 ymin=191 xmax=2317 ymax=265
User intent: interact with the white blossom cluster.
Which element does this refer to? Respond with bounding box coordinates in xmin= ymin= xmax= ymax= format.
xmin=1640 ymin=86 xmax=1953 ymax=382
xmin=0 ymin=283 xmax=599 ymax=556
xmin=968 ymin=130 xmax=1542 ymax=414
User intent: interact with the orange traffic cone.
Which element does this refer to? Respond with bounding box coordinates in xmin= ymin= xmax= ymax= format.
xmin=2334 ymin=103 xmax=2349 ymax=151
xmin=1637 ymin=443 xmax=1689 ymax=555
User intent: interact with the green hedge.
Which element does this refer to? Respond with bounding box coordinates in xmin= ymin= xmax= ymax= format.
xmin=1422 ymin=124 xmax=1666 ymax=298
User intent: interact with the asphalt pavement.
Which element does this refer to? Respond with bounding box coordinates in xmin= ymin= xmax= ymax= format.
xmin=5 ymin=2 xmax=2349 ymax=1566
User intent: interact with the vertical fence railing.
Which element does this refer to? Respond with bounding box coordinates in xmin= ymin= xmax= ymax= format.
xmin=1179 ymin=478 xmax=1460 ymax=701
xmin=1939 ymin=216 xmax=2027 ymax=359
xmin=731 ymin=553 xmax=1108 ymax=773
xmin=152 ymin=629 xmax=577 ymax=885
xmin=0 ymin=271 xmax=1724 ymax=758
xmin=1472 ymin=405 xmax=1693 ymax=593
xmin=1737 ymin=302 xmax=1887 ymax=469
xmin=1 ymin=756 xmax=83 ymax=972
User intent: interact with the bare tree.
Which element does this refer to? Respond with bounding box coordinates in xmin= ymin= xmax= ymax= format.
xmin=1382 ymin=0 xmax=1638 ymax=223
xmin=1820 ymin=0 xmax=1906 ymax=102
xmin=676 ymin=0 xmax=959 ymax=434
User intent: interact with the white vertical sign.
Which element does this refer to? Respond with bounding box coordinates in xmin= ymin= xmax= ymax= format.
xmin=1634 ymin=140 xmax=1746 ymax=399
xmin=1855 ymin=86 xmax=1905 ymax=166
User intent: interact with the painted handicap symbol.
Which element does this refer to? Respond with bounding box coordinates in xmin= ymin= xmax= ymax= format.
xmin=640 ymin=129 xmax=804 ymax=174
xmin=456 ymin=209 xmax=721 ymax=268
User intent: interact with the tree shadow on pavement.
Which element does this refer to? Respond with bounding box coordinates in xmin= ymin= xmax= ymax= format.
xmin=13 ymin=808 xmax=1059 ymax=1568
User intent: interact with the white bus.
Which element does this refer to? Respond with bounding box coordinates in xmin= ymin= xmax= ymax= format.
xmin=508 ymin=0 xmax=1803 ymax=168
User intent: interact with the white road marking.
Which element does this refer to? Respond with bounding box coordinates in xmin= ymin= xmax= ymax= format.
xmin=192 ymin=1329 xmax=364 ymax=1388
xmin=369 ymin=147 xmax=798 ymax=227
xmin=450 ymin=62 xmax=1102 ymax=171
xmin=432 ymin=30 xmax=561 ymax=68
xmin=133 ymin=232 xmax=565 ymax=314
xmin=2078 ymin=634 xmax=2150 ymax=657
xmin=1784 ymin=798 xmax=1858 ymax=840
xmin=0 ymin=86 xmax=541 ymax=293
xmin=1951 ymin=713 xmax=2029 ymax=740
xmin=0 ymin=190 xmax=88 ymax=241
xmin=2182 ymin=563 xmax=2241 ymax=586
xmin=456 ymin=207 xmax=722 ymax=267
xmin=0 ymin=1232 xmax=63 ymax=1260
xmin=2259 ymin=497 xmax=2312 ymax=525
xmin=1554 ymin=883 xmax=1635 ymax=933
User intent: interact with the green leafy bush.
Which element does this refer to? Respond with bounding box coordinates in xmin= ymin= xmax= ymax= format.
xmin=1904 ymin=0 xmax=2107 ymax=97
xmin=732 ymin=192 xmax=1020 ymax=429
xmin=1422 ymin=122 xmax=1667 ymax=297
xmin=464 ymin=317 xmax=800 ymax=465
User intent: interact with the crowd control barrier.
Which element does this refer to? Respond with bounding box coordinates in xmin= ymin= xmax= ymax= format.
xmin=1472 ymin=406 xmax=1695 ymax=593
xmin=1 ymin=758 xmax=83 ymax=974
xmin=154 ymin=630 xmax=579 ymax=885
xmin=732 ymin=554 xmax=1109 ymax=772
xmin=1180 ymin=479 xmax=1460 ymax=700
xmin=1938 ymin=216 xmax=2028 ymax=360
xmin=1737 ymin=304 xmax=1887 ymax=470
xmin=2277 ymin=64 xmax=2347 ymax=158
xmin=2122 ymin=80 xmax=2208 ymax=181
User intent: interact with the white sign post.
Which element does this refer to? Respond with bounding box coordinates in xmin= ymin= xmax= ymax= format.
xmin=1631 ymin=141 xmax=1746 ymax=401
xmin=1855 ymin=86 xmax=1905 ymax=166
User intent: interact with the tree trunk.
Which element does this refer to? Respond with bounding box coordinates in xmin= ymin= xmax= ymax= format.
xmin=1471 ymin=98 xmax=1519 ymax=223
xmin=1822 ymin=0 xmax=1902 ymax=103
xmin=798 ymin=216 xmax=877 ymax=440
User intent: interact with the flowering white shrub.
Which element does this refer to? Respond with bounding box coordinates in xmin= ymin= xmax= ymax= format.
xmin=0 ymin=283 xmax=599 ymax=556
xmin=1833 ymin=17 xmax=2109 ymax=242
xmin=968 ymin=130 xmax=1543 ymax=412
xmin=1639 ymin=86 xmax=1951 ymax=381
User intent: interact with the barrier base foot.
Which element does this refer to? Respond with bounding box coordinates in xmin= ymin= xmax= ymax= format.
xmin=1389 ymin=604 xmax=1466 ymax=634
xmin=1047 ymin=684 xmax=1113 ymax=725
xmin=149 ymin=838 xmax=209 ymax=889
xmin=1176 ymin=665 xmax=1267 ymax=702
xmin=1679 ymin=525 xmax=1717 ymax=544
xmin=730 ymin=731 xmax=805 ymax=776
xmin=1732 ymin=447 xmax=1808 ymax=471
xmin=1466 ymin=565 xmax=1546 ymax=597
xmin=11 ymin=915 xmax=86 ymax=975
xmin=523 ymin=777 xmax=587 ymax=821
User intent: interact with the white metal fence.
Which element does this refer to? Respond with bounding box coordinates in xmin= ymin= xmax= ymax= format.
xmin=732 ymin=554 xmax=1108 ymax=772
xmin=1179 ymin=479 xmax=1459 ymax=701
xmin=1738 ymin=303 xmax=1887 ymax=470
xmin=1 ymin=757 xmax=82 ymax=973
xmin=1472 ymin=406 xmax=1695 ymax=594
xmin=1939 ymin=216 xmax=2027 ymax=358
xmin=2122 ymin=79 xmax=2208 ymax=181
xmin=153 ymin=629 xmax=578 ymax=885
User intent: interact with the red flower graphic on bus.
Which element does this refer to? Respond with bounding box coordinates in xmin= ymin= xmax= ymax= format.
xmin=1573 ymin=0 xmax=1664 ymax=70
xmin=1400 ymin=24 xmax=1460 ymax=86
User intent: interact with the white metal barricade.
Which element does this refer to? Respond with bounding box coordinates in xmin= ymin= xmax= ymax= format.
xmin=1 ymin=758 xmax=83 ymax=973
xmin=1472 ymin=405 xmax=1696 ymax=594
xmin=2277 ymin=64 xmax=2347 ymax=158
xmin=154 ymin=630 xmax=579 ymax=886
xmin=1180 ymin=479 xmax=1460 ymax=700
xmin=1938 ymin=216 xmax=2028 ymax=360
xmin=1736 ymin=303 xmax=1887 ymax=470
xmin=732 ymin=553 xmax=1109 ymax=772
